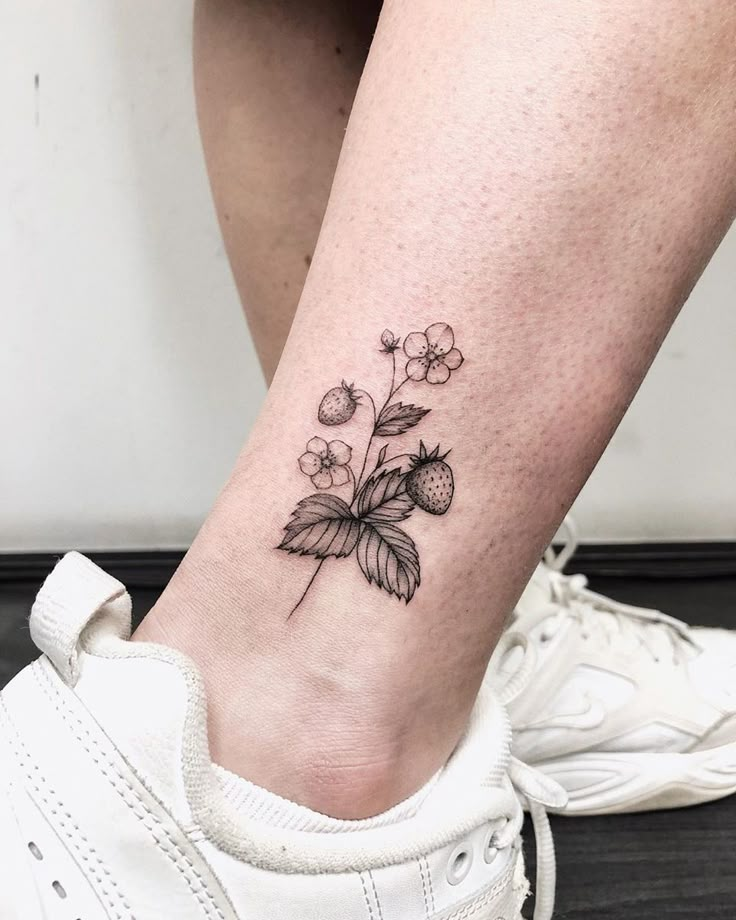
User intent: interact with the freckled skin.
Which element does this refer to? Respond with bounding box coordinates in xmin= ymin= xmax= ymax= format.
xmin=138 ymin=0 xmax=736 ymax=819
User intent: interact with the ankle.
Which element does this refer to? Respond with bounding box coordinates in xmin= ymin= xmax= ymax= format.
xmin=134 ymin=602 xmax=463 ymax=819
xmin=257 ymin=719 xmax=429 ymax=819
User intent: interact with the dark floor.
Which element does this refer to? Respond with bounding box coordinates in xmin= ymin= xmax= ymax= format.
xmin=2 ymin=567 xmax=735 ymax=918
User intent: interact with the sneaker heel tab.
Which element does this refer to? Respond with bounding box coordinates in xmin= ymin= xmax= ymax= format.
xmin=29 ymin=552 xmax=132 ymax=687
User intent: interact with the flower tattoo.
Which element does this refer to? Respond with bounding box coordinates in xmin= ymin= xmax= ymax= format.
xmin=298 ymin=437 xmax=353 ymax=490
xmin=278 ymin=322 xmax=463 ymax=617
xmin=403 ymin=322 xmax=464 ymax=384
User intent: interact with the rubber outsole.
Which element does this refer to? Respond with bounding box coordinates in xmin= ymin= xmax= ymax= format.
xmin=533 ymin=739 xmax=736 ymax=815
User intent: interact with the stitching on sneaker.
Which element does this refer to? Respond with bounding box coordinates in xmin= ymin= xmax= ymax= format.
xmin=33 ymin=661 xmax=230 ymax=920
xmin=368 ymin=869 xmax=385 ymax=920
xmin=359 ymin=871 xmax=376 ymax=919
xmin=419 ymin=857 xmax=432 ymax=919
xmin=425 ymin=856 xmax=436 ymax=912
xmin=430 ymin=861 xmax=516 ymax=920
xmin=0 ymin=699 xmax=132 ymax=919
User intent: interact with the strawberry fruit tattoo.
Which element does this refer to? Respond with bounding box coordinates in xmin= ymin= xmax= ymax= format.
xmin=278 ymin=322 xmax=464 ymax=616
xmin=318 ymin=381 xmax=360 ymax=425
xmin=405 ymin=443 xmax=454 ymax=515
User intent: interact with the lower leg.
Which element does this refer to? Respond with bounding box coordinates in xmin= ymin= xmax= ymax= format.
xmin=194 ymin=0 xmax=379 ymax=382
xmin=137 ymin=0 xmax=736 ymax=818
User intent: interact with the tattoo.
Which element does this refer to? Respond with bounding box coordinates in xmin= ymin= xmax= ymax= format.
xmin=278 ymin=322 xmax=464 ymax=616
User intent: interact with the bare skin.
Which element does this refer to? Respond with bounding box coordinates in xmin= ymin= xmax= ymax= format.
xmin=136 ymin=0 xmax=736 ymax=819
xmin=193 ymin=0 xmax=381 ymax=381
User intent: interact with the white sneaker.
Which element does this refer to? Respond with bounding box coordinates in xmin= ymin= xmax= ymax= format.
xmin=0 ymin=553 xmax=564 ymax=920
xmin=489 ymin=519 xmax=736 ymax=816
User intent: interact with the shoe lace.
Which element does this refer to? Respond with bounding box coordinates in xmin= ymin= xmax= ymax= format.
xmin=539 ymin=516 xmax=698 ymax=666
xmin=493 ymin=634 xmax=567 ymax=920
xmin=508 ymin=758 xmax=562 ymax=920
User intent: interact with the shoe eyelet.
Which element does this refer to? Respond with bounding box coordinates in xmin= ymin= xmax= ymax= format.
xmin=483 ymin=827 xmax=499 ymax=864
xmin=446 ymin=842 xmax=473 ymax=885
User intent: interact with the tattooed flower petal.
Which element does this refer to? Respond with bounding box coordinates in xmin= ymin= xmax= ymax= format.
xmin=330 ymin=464 xmax=351 ymax=486
xmin=403 ymin=323 xmax=462 ymax=384
xmin=406 ymin=356 xmax=430 ymax=380
xmin=425 ymin=322 xmax=454 ymax=356
xmin=327 ymin=440 xmax=352 ymax=466
xmin=426 ymin=358 xmax=451 ymax=384
xmin=403 ymin=332 xmax=429 ymax=358
xmin=298 ymin=452 xmax=322 ymax=476
xmin=306 ymin=436 xmax=329 ymax=458
xmin=443 ymin=347 xmax=464 ymax=370
xmin=299 ymin=436 xmax=353 ymax=489
xmin=311 ymin=468 xmax=333 ymax=490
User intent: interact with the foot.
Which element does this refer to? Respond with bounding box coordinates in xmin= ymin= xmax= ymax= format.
xmin=489 ymin=521 xmax=736 ymax=815
xmin=0 ymin=553 xmax=564 ymax=919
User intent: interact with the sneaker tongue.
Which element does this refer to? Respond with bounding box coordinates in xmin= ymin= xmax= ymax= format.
xmin=514 ymin=564 xmax=552 ymax=617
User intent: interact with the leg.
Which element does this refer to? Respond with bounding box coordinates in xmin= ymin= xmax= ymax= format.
xmin=137 ymin=0 xmax=736 ymax=819
xmin=194 ymin=0 xmax=380 ymax=381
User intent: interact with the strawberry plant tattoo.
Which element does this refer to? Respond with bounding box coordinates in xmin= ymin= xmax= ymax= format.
xmin=278 ymin=322 xmax=464 ymax=617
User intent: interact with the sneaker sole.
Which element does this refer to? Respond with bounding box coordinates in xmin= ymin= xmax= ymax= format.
xmin=532 ymin=740 xmax=736 ymax=815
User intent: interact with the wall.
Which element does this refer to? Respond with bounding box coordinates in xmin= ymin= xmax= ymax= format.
xmin=2 ymin=1 xmax=734 ymax=551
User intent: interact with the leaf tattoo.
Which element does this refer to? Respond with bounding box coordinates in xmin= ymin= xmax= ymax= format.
xmin=374 ymin=402 xmax=431 ymax=437
xmin=358 ymin=469 xmax=414 ymax=523
xmin=357 ymin=522 xmax=420 ymax=602
xmin=278 ymin=494 xmax=360 ymax=558
xmin=278 ymin=322 xmax=463 ymax=616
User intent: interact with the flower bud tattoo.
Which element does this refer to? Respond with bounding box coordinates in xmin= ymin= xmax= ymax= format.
xmin=278 ymin=322 xmax=463 ymax=616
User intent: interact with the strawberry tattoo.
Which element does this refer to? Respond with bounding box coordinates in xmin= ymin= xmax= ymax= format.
xmin=405 ymin=443 xmax=454 ymax=515
xmin=318 ymin=381 xmax=360 ymax=425
xmin=279 ymin=323 xmax=464 ymax=616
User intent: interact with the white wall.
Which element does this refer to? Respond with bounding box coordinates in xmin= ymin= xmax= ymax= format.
xmin=2 ymin=1 xmax=734 ymax=551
